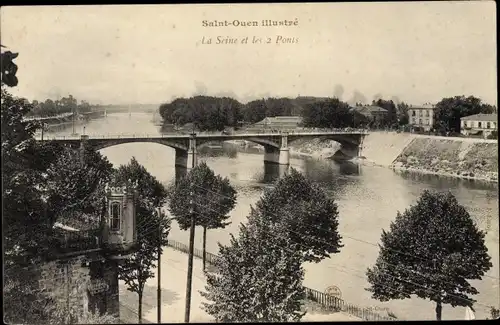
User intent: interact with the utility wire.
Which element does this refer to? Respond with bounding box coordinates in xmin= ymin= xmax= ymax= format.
xmin=171 ymin=187 xmax=497 ymax=312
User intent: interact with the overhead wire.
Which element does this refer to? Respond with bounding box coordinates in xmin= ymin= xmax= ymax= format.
xmin=167 ymin=184 xmax=498 ymax=312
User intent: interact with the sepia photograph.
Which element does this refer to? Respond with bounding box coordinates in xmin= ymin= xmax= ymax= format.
xmin=1 ymin=1 xmax=498 ymax=323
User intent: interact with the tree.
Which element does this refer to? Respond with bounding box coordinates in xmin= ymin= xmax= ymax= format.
xmin=373 ymin=99 xmax=398 ymax=128
xmin=201 ymin=208 xmax=306 ymax=322
xmin=169 ymin=161 xmax=237 ymax=270
xmin=397 ymin=102 xmax=410 ymax=126
xmin=158 ymin=96 xmax=243 ymax=131
xmin=366 ymin=190 xmax=492 ymax=321
xmin=301 ymin=98 xmax=353 ymax=128
xmin=112 ymin=157 xmax=170 ymax=323
xmin=1 ymin=46 xmax=19 ymax=87
xmin=433 ymin=96 xmax=495 ymax=134
xmin=489 ymin=307 xmax=500 ymax=319
xmin=43 ymin=145 xmax=114 ymax=229
xmin=250 ymin=168 xmax=343 ymax=263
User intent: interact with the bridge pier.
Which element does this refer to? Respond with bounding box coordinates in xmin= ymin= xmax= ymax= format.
xmin=263 ymin=134 xmax=290 ymax=165
xmin=174 ymin=135 xmax=198 ymax=184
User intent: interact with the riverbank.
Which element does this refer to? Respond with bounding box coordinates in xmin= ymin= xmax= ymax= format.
xmin=282 ymin=132 xmax=498 ymax=183
xmin=392 ymin=136 xmax=498 ymax=183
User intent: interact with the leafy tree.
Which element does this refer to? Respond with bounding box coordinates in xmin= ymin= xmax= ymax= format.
xmin=242 ymin=97 xmax=298 ymax=124
xmin=201 ymin=208 xmax=306 ymax=322
xmin=433 ymin=96 xmax=495 ymax=133
xmin=366 ymin=190 xmax=492 ymax=321
xmin=112 ymin=157 xmax=170 ymax=323
xmin=169 ymin=161 xmax=237 ymax=270
xmin=1 ymin=46 xmax=19 ymax=87
xmin=44 ymin=145 xmax=114 ymax=228
xmin=159 ymin=96 xmax=243 ymax=131
xmin=397 ymin=102 xmax=410 ymax=126
xmin=489 ymin=307 xmax=500 ymax=319
xmin=301 ymin=97 xmax=353 ymax=128
xmin=250 ymin=168 xmax=343 ymax=263
xmin=373 ymin=99 xmax=398 ymax=128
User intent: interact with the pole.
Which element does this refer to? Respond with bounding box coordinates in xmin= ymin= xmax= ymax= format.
xmin=72 ymin=105 xmax=76 ymax=135
xmin=184 ymin=139 xmax=196 ymax=323
xmin=157 ymin=207 xmax=162 ymax=324
xmin=41 ymin=123 xmax=44 ymax=141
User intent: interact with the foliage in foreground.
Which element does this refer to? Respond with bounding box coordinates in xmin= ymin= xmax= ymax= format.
xmin=366 ymin=190 xmax=492 ymax=321
xmin=201 ymin=209 xmax=306 ymax=322
xmin=112 ymin=157 xmax=171 ymax=323
xmin=169 ymin=161 xmax=237 ymax=269
xmin=250 ymin=168 xmax=343 ymax=263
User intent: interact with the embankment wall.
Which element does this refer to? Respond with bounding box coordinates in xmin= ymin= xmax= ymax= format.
xmin=282 ymin=132 xmax=497 ymax=182
xmin=392 ymin=136 xmax=498 ymax=182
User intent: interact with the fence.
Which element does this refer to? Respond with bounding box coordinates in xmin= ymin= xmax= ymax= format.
xmin=166 ymin=239 xmax=395 ymax=321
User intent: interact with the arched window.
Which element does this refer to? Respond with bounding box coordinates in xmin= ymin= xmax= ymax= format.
xmin=487 ymin=122 xmax=491 ymax=129
xmin=419 ymin=118 xmax=422 ymax=125
xmin=110 ymin=202 xmax=121 ymax=231
xmin=478 ymin=122 xmax=482 ymax=128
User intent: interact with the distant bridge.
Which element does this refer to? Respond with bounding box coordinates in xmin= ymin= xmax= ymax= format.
xmin=36 ymin=130 xmax=368 ymax=179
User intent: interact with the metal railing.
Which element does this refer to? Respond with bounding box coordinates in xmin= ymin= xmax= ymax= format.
xmin=34 ymin=129 xmax=369 ymax=141
xmin=166 ymin=239 xmax=395 ymax=321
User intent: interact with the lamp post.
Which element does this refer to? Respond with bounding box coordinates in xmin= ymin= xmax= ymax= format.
xmin=157 ymin=207 xmax=162 ymax=324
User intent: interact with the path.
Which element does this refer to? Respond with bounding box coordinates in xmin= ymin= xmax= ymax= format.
xmin=119 ymin=247 xmax=361 ymax=323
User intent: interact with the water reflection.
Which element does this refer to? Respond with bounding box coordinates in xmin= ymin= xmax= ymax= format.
xmin=396 ymin=170 xmax=499 ymax=192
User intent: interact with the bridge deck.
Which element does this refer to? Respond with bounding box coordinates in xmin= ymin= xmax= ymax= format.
xmin=34 ymin=130 xmax=369 ymax=141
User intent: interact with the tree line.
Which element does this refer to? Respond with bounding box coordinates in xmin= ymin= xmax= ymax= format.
xmin=158 ymin=94 xmax=495 ymax=135
xmin=26 ymin=95 xmax=97 ymax=117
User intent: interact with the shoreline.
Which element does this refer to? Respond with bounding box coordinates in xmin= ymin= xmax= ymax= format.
xmin=257 ymin=145 xmax=498 ymax=184
xmin=390 ymin=165 xmax=498 ymax=184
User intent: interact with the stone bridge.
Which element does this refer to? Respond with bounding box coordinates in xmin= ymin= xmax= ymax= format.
xmin=36 ymin=130 xmax=367 ymax=178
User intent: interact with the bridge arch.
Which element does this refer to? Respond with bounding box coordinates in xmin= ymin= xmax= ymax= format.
xmin=85 ymin=138 xmax=189 ymax=151
xmin=196 ymin=137 xmax=281 ymax=150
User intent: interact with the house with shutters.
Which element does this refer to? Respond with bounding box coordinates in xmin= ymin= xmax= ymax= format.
xmin=460 ymin=113 xmax=498 ymax=138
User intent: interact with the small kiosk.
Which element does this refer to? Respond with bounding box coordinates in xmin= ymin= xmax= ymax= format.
xmin=102 ymin=183 xmax=138 ymax=259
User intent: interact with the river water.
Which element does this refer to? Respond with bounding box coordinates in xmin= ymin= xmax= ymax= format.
xmin=51 ymin=112 xmax=499 ymax=320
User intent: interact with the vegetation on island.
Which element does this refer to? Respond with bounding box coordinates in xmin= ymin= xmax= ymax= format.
xmin=366 ymin=190 xmax=492 ymax=321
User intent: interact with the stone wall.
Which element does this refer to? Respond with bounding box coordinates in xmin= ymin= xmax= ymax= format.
xmin=35 ymin=255 xmax=120 ymax=322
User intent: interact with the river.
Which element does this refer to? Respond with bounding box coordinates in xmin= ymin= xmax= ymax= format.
xmin=50 ymin=112 xmax=499 ymax=320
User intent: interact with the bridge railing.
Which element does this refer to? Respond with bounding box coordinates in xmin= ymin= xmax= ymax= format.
xmin=35 ymin=129 xmax=369 ymax=141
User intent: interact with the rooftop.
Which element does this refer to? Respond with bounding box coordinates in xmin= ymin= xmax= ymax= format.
xmin=255 ymin=116 xmax=303 ymax=125
xmin=349 ymin=105 xmax=388 ymax=114
xmin=460 ymin=113 xmax=498 ymax=122
xmin=409 ymin=103 xmax=436 ymax=110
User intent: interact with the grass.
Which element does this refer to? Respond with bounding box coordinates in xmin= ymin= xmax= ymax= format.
xmin=395 ymin=138 xmax=498 ymax=179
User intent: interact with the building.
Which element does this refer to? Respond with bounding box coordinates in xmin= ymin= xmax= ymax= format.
xmin=4 ymin=185 xmax=138 ymax=324
xmin=252 ymin=116 xmax=303 ymax=130
xmin=349 ymin=105 xmax=388 ymax=125
xmin=408 ymin=103 xmax=435 ymax=132
xmin=460 ymin=113 xmax=498 ymax=138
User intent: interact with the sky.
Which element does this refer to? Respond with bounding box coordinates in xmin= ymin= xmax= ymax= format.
xmin=1 ymin=2 xmax=497 ymax=106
